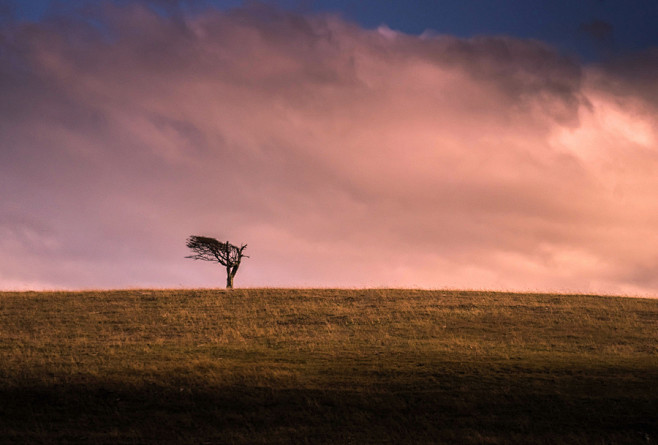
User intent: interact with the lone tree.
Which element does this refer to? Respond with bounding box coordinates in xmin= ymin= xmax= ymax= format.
xmin=185 ymin=235 xmax=248 ymax=289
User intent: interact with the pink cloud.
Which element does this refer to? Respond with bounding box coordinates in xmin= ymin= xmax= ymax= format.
xmin=1 ymin=3 xmax=658 ymax=295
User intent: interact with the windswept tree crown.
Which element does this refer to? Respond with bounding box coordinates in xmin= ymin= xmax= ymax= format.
xmin=185 ymin=236 xmax=247 ymax=266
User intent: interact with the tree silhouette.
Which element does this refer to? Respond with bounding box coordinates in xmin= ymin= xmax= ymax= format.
xmin=185 ymin=235 xmax=248 ymax=289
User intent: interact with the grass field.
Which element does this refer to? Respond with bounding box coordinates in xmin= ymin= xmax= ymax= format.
xmin=0 ymin=288 xmax=656 ymax=444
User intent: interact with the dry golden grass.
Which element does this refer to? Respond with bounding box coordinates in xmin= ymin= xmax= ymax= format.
xmin=1 ymin=289 xmax=656 ymax=443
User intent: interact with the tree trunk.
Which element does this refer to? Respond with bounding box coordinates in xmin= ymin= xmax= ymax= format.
xmin=226 ymin=263 xmax=240 ymax=289
xmin=226 ymin=266 xmax=233 ymax=289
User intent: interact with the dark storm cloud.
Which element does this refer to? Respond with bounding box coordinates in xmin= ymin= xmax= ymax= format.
xmin=579 ymin=20 xmax=614 ymax=44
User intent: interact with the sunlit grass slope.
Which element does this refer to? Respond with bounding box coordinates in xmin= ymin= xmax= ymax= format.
xmin=1 ymin=289 xmax=656 ymax=444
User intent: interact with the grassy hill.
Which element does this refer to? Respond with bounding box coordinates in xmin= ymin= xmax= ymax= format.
xmin=0 ymin=289 xmax=656 ymax=444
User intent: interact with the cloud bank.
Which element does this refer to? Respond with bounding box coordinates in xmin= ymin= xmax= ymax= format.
xmin=1 ymin=3 xmax=658 ymax=295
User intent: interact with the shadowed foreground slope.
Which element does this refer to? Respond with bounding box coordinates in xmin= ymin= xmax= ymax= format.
xmin=0 ymin=289 xmax=656 ymax=444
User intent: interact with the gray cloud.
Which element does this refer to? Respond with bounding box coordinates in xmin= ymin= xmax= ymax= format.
xmin=579 ymin=19 xmax=614 ymax=45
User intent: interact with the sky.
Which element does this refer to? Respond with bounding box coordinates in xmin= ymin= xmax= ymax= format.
xmin=2 ymin=0 xmax=658 ymax=295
